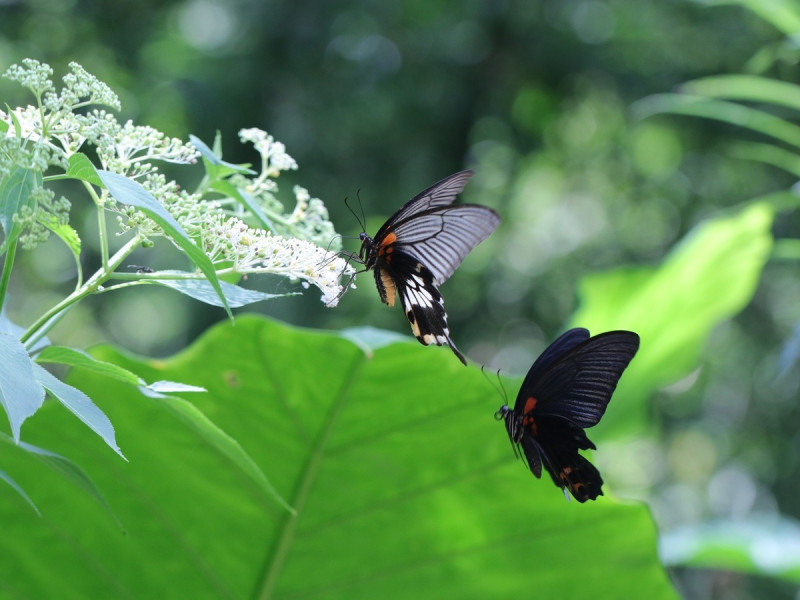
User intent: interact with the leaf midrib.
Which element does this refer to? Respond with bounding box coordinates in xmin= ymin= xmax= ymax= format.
xmin=256 ymin=351 xmax=365 ymax=600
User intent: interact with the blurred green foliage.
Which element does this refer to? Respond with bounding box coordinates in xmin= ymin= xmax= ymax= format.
xmin=4 ymin=0 xmax=800 ymax=598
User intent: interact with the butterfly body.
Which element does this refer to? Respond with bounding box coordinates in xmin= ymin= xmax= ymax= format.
xmin=495 ymin=328 xmax=640 ymax=502
xmin=359 ymin=171 xmax=500 ymax=365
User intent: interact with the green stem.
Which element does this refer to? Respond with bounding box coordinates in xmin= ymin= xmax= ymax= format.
xmin=0 ymin=237 xmax=19 ymax=312
xmin=85 ymin=180 xmax=110 ymax=269
xmin=20 ymin=233 xmax=143 ymax=347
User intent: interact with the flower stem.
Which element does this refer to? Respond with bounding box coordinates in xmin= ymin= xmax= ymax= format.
xmin=0 ymin=237 xmax=19 ymax=312
xmin=20 ymin=233 xmax=143 ymax=348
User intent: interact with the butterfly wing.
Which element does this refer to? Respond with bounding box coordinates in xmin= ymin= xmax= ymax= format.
xmin=514 ymin=330 xmax=640 ymax=428
xmin=389 ymin=205 xmax=501 ymax=284
xmin=504 ymin=329 xmax=639 ymax=501
xmin=519 ymin=416 xmax=604 ymax=502
xmin=381 ymin=252 xmax=465 ymax=364
xmin=372 ymin=170 xmax=476 ymax=241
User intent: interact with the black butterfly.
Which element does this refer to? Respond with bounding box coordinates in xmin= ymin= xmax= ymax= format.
xmin=495 ymin=328 xmax=640 ymax=502
xmin=358 ymin=170 xmax=500 ymax=365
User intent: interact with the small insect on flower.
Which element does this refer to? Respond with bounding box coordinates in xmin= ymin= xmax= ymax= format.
xmin=495 ymin=328 xmax=640 ymax=502
xmin=357 ymin=171 xmax=500 ymax=365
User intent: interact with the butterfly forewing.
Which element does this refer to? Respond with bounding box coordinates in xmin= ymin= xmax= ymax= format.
xmin=515 ymin=330 xmax=640 ymax=428
xmin=391 ymin=205 xmax=501 ymax=284
xmin=373 ymin=170 xmax=475 ymax=240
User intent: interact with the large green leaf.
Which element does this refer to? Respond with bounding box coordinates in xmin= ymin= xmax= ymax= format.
xmin=0 ymin=316 xmax=675 ymax=599
xmin=571 ymin=202 xmax=774 ymax=437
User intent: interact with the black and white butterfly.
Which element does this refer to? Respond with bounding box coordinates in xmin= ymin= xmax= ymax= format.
xmin=495 ymin=328 xmax=640 ymax=502
xmin=358 ymin=170 xmax=500 ymax=365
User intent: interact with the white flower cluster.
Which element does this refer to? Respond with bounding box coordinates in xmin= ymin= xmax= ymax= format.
xmin=203 ymin=215 xmax=355 ymax=306
xmin=1 ymin=59 xmax=357 ymax=305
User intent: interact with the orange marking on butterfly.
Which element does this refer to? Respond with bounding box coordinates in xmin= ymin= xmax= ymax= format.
xmin=378 ymin=231 xmax=397 ymax=257
xmin=380 ymin=271 xmax=396 ymax=306
xmin=522 ymin=396 xmax=538 ymax=435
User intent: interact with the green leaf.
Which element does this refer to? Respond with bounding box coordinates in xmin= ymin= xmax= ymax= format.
xmin=0 ymin=316 xmax=676 ymax=599
xmin=32 ymin=364 xmax=124 ymax=459
xmin=0 ymin=310 xmax=49 ymax=352
xmin=97 ymin=170 xmax=232 ymax=319
xmin=0 ymin=433 xmax=117 ymax=525
xmin=0 ymin=166 xmax=39 ymax=250
xmin=140 ymin=380 xmax=206 ymax=397
xmin=631 ymin=93 xmax=800 ymax=149
xmin=190 ymin=134 xmax=255 ymax=176
xmin=0 ymin=333 xmax=45 ymax=441
xmin=141 ymin=270 xmax=296 ymax=307
xmin=36 ymin=212 xmax=81 ymax=257
xmin=35 ymin=345 xmax=143 ymax=386
xmin=571 ymin=202 xmax=774 ymax=437
xmin=64 ymin=153 xmax=104 ymax=186
xmin=714 ymin=0 xmax=800 ymax=37
xmin=661 ymin=517 xmax=800 ymax=583
xmin=156 ymin=393 xmax=293 ymax=513
xmin=728 ymin=141 xmax=800 ymax=177
xmin=209 ymin=180 xmax=277 ymax=233
xmin=0 ymin=467 xmax=39 ymax=515
xmin=680 ymin=74 xmax=800 ymax=112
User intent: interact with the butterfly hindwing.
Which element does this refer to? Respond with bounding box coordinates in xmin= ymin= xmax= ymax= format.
xmin=520 ymin=416 xmax=604 ymax=502
xmin=379 ymin=251 xmax=465 ymax=364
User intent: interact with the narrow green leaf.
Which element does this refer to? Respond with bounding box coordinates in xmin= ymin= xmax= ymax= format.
xmin=0 ymin=333 xmax=45 ymax=441
xmin=0 ymin=120 xmax=8 ymax=134
xmin=35 ymin=346 xmax=143 ymax=386
xmin=209 ymin=180 xmax=277 ymax=233
xmin=64 ymin=153 xmax=104 ymax=186
xmin=190 ymin=134 xmax=255 ymax=176
xmin=632 ymin=93 xmax=800 ymax=149
xmin=32 ymin=364 xmax=125 ymax=459
xmin=158 ymin=394 xmax=294 ymax=513
xmin=680 ymin=74 xmax=800 ymax=112
xmin=728 ymin=140 xmax=800 ymax=177
xmin=0 ymin=434 xmax=119 ymax=525
xmin=5 ymin=104 xmax=22 ymax=138
xmin=142 ymin=270 xmax=295 ymax=307
xmin=661 ymin=517 xmax=800 ymax=583
xmin=0 ymin=467 xmax=39 ymax=515
xmin=715 ymin=0 xmax=800 ymax=37
xmin=571 ymin=203 xmax=774 ymax=437
xmin=97 ymin=170 xmax=232 ymax=319
xmin=146 ymin=381 xmax=206 ymax=393
xmin=139 ymin=380 xmax=206 ymax=398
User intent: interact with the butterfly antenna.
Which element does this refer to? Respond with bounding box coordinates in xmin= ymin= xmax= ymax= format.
xmin=356 ymin=189 xmax=367 ymax=232
xmin=481 ymin=365 xmax=508 ymax=404
xmin=344 ymin=194 xmax=367 ymax=233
